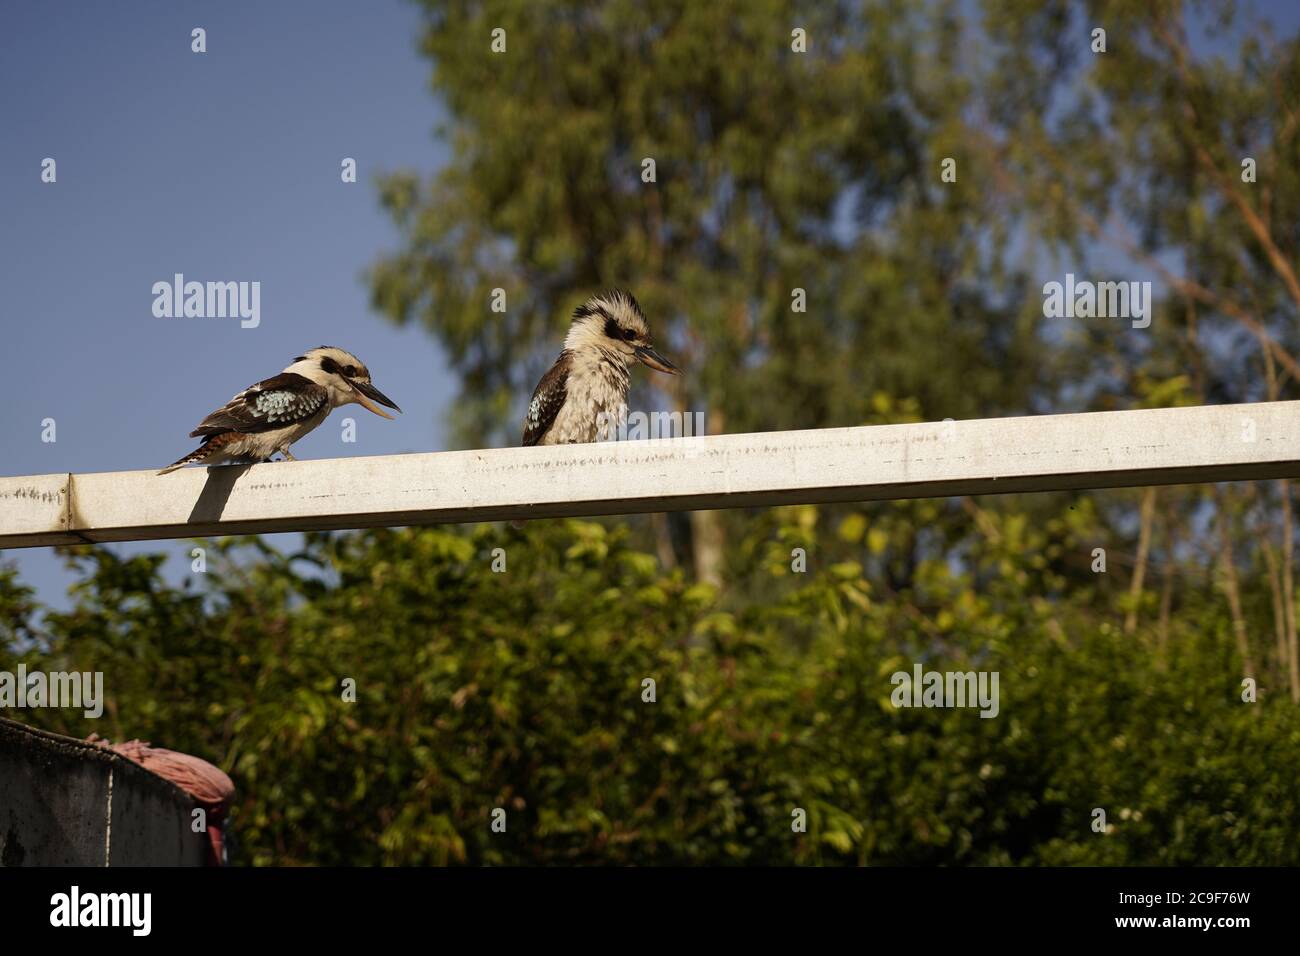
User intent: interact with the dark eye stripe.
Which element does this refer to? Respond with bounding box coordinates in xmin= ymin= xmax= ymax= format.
xmin=604 ymin=318 xmax=620 ymax=339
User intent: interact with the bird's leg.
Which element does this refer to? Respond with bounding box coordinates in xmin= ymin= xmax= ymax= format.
xmin=280 ymin=448 xmax=297 ymax=462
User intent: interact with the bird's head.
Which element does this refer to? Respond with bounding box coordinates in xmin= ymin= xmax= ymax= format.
xmin=286 ymin=346 xmax=402 ymax=418
xmin=564 ymin=290 xmax=679 ymax=374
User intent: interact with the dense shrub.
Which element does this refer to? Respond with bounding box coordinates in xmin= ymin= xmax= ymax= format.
xmin=3 ymin=513 xmax=1295 ymax=865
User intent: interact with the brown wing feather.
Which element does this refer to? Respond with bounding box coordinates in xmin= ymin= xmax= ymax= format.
xmin=191 ymin=372 xmax=329 ymax=438
xmin=522 ymin=353 xmax=572 ymax=446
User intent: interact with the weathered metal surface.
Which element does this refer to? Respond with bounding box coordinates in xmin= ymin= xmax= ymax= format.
xmin=2 ymin=402 xmax=1299 ymax=549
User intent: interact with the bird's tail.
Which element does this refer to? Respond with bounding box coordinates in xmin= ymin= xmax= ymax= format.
xmin=157 ymin=443 xmax=217 ymax=475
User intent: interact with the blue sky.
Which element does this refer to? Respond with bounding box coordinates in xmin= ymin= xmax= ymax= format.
xmin=0 ymin=1 xmax=457 ymax=607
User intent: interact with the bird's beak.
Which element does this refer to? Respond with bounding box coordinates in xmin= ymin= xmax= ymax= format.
xmin=349 ymin=379 xmax=402 ymax=419
xmin=634 ymin=345 xmax=680 ymax=375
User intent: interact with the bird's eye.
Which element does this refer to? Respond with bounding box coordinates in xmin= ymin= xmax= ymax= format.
xmin=345 ymin=365 xmax=357 ymax=377
xmin=622 ymin=329 xmax=637 ymax=341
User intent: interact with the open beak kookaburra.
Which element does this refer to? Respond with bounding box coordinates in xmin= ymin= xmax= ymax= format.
xmin=523 ymin=290 xmax=679 ymax=446
xmin=158 ymin=346 xmax=401 ymax=475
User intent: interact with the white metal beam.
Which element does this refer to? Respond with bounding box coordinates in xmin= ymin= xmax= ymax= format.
xmin=2 ymin=401 xmax=1299 ymax=550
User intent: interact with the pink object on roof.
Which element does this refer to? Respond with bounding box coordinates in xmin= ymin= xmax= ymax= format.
xmin=87 ymin=734 xmax=235 ymax=865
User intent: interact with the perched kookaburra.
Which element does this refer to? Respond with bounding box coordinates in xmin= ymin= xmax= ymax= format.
xmin=523 ymin=290 xmax=679 ymax=446
xmin=158 ymin=346 xmax=400 ymax=475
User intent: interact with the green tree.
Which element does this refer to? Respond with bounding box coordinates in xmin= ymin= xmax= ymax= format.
xmin=369 ymin=0 xmax=1042 ymax=582
xmin=4 ymin=516 xmax=1298 ymax=865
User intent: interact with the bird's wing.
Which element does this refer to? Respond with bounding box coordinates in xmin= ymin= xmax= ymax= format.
xmin=522 ymin=352 xmax=572 ymax=446
xmin=190 ymin=372 xmax=330 ymax=438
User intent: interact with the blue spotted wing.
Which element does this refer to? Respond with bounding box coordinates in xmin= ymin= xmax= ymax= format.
xmin=190 ymin=372 xmax=329 ymax=438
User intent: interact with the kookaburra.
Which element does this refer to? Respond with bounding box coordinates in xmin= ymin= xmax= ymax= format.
xmin=523 ymin=290 xmax=679 ymax=446
xmin=158 ymin=346 xmax=400 ymax=474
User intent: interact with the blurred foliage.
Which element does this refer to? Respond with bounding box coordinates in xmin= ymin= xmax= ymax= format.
xmin=370 ymin=0 xmax=1041 ymax=448
xmin=2 ymin=516 xmax=1297 ymax=865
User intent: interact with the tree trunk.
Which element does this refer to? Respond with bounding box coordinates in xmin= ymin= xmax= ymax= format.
xmin=688 ymin=407 xmax=728 ymax=587
xmin=1215 ymin=493 xmax=1257 ymax=679
xmin=649 ymin=512 xmax=678 ymax=572
xmin=1282 ymin=480 xmax=1300 ymax=702
xmin=1125 ymin=487 xmax=1157 ymax=635
xmin=1259 ymin=536 xmax=1288 ymax=685
xmin=1156 ymin=542 xmax=1174 ymax=659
